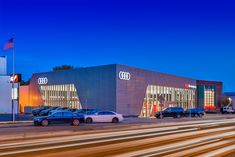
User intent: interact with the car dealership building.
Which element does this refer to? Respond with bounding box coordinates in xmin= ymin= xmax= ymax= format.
xmin=20 ymin=64 xmax=223 ymax=117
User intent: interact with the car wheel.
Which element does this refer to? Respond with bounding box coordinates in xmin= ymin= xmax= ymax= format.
xmin=176 ymin=114 xmax=181 ymax=118
xmin=86 ymin=118 xmax=93 ymax=123
xmin=72 ymin=119 xmax=80 ymax=126
xmin=112 ymin=117 xmax=119 ymax=123
xmin=159 ymin=114 xmax=164 ymax=119
xmin=41 ymin=120 xmax=49 ymax=127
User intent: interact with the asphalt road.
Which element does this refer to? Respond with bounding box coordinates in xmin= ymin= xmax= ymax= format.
xmin=0 ymin=118 xmax=235 ymax=157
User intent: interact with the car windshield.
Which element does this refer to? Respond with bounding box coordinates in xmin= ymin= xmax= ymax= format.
xmin=162 ymin=108 xmax=168 ymax=111
xmin=162 ymin=108 xmax=171 ymax=112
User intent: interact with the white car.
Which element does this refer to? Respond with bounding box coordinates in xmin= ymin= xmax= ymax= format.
xmin=84 ymin=111 xmax=124 ymax=123
xmin=222 ymin=106 xmax=235 ymax=114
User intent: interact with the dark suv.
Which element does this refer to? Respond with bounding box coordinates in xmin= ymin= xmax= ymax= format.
xmin=184 ymin=108 xmax=205 ymax=117
xmin=155 ymin=107 xmax=184 ymax=119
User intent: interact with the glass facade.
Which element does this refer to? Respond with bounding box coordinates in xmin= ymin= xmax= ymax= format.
xmin=140 ymin=85 xmax=196 ymax=117
xmin=197 ymin=85 xmax=216 ymax=111
xmin=40 ymin=84 xmax=82 ymax=109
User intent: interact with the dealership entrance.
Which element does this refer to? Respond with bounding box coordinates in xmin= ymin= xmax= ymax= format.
xmin=140 ymin=85 xmax=196 ymax=117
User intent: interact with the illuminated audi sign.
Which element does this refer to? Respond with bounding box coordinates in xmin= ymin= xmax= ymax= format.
xmin=119 ymin=71 xmax=131 ymax=80
xmin=38 ymin=77 xmax=48 ymax=85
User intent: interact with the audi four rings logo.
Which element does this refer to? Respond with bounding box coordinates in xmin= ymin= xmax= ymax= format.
xmin=38 ymin=77 xmax=48 ymax=85
xmin=119 ymin=71 xmax=131 ymax=80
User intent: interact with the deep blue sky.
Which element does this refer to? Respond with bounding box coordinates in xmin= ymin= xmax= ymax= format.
xmin=0 ymin=0 xmax=235 ymax=92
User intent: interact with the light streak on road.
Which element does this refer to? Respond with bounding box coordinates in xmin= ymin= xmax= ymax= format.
xmin=0 ymin=118 xmax=235 ymax=157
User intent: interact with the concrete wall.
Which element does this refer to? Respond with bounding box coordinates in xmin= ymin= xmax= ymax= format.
xmin=0 ymin=76 xmax=11 ymax=113
xmin=0 ymin=56 xmax=7 ymax=75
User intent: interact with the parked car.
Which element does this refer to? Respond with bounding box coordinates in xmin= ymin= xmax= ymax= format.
xmin=39 ymin=106 xmax=58 ymax=116
xmin=221 ymin=106 xmax=235 ymax=114
xmin=32 ymin=106 xmax=50 ymax=116
xmin=74 ymin=109 xmax=97 ymax=115
xmin=34 ymin=111 xmax=84 ymax=126
xmin=65 ymin=108 xmax=78 ymax=112
xmin=48 ymin=107 xmax=69 ymax=115
xmin=84 ymin=111 xmax=124 ymax=123
xmin=155 ymin=107 xmax=185 ymax=119
xmin=184 ymin=108 xmax=205 ymax=117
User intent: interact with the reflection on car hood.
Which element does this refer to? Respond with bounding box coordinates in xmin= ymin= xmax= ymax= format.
xmin=34 ymin=116 xmax=45 ymax=121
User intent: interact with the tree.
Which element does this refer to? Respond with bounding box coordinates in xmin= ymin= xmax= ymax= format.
xmin=20 ymin=79 xmax=31 ymax=85
xmin=52 ymin=65 xmax=74 ymax=71
xmin=222 ymin=97 xmax=233 ymax=106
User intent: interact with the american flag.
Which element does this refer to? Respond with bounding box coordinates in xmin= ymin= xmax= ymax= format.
xmin=4 ymin=37 xmax=14 ymax=50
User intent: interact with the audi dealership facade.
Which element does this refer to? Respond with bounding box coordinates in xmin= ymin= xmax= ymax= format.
xmin=21 ymin=64 xmax=223 ymax=117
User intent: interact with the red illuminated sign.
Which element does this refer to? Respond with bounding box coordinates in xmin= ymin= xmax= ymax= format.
xmin=10 ymin=74 xmax=22 ymax=83
xmin=184 ymin=83 xmax=197 ymax=89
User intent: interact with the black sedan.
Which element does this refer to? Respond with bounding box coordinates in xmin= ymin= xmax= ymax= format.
xmin=32 ymin=106 xmax=50 ymax=116
xmin=155 ymin=107 xmax=185 ymax=119
xmin=34 ymin=111 xmax=84 ymax=126
xmin=39 ymin=106 xmax=58 ymax=116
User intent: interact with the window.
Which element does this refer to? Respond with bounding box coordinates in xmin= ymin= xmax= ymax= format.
xmin=164 ymin=108 xmax=171 ymax=112
xmin=98 ymin=112 xmax=115 ymax=115
xmin=63 ymin=112 xmax=73 ymax=117
xmin=40 ymin=84 xmax=81 ymax=109
xmin=140 ymin=85 xmax=196 ymax=117
xmin=204 ymin=86 xmax=215 ymax=110
xmin=104 ymin=112 xmax=115 ymax=115
xmin=98 ymin=112 xmax=106 ymax=115
xmin=53 ymin=112 xmax=62 ymax=117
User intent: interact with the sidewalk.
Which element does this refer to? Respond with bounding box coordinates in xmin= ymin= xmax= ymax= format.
xmin=0 ymin=113 xmax=234 ymax=128
xmin=0 ymin=113 xmax=33 ymax=121
xmin=0 ymin=121 xmax=33 ymax=128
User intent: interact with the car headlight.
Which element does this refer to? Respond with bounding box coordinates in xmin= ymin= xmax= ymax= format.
xmin=34 ymin=118 xmax=40 ymax=121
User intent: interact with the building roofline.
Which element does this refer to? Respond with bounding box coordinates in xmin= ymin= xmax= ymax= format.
xmin=224 ymin=92 xmax=235 ymax=95
xmin=32 ymin=63 xmax=197 ymax=80
xmin=116 ymin=64 xmax=196 ymax=80
xmin=30 ymin=64 xmax=223 ymax=83
xmin=196 ymin=80 xmax=223 ymax=84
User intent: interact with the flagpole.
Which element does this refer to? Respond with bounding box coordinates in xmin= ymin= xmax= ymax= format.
xmin=12 ymin=34 xmax=15 ymax=122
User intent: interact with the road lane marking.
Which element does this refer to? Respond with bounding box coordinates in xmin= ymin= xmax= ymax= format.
xmin=2 ymin=119 xmax=235 ymax=150
xmin=1 ymin=126 xmax=235 ymax=156
xmin=0 ymin=128 xmax=198 ymax=155
xmin=196 ymin=144 xmax=235 ymax=157
xmin=115 ymin=131 xmax=235 ymax=157
xmin=162 ymin=139 xmax=235 ymax=157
